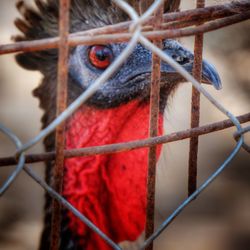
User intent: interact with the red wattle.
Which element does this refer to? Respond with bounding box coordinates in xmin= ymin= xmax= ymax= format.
xmin=63 ymin=100 xmax=163 ymax=250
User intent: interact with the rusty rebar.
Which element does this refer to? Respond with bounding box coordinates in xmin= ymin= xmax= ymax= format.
xmin=188 ymin=0 xmax=205 ymax=197
xmin=24 ymin=165 xmax=122 ymax=250
xmin=0 ymin=113 xmax=249 ymax=167
xmin=1 ymin=1 xmax=249 ymax=55
xmin=50 ymin=1 xmax=70 ymax=249
xmin=145 ymin=3 xmax=163 ymax=250
xmin=0 ymin=17 xmax=248 ymax=54
xmin=234 ymin=126 xmax=250 ymax=153
xmin=0 ymin=1 xmax=249 ymax=249
xmin=75 ymin=0 xmax=248 ymax=36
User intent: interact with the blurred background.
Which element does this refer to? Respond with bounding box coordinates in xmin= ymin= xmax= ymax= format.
xmin=0 ymin=0 xmax=249 ymax=249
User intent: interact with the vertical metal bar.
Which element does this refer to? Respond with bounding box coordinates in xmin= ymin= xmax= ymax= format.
xmin=137 ymin=0 xmax=180 ymax=13
xmin=139 ymin=1 xmax=153 ymax=14
xmin=145 ymin=3 xmax=164 ymax=250
xmin=188 ymin=0 xmax=205 ymax=196
xmin=50 ymin=0 xmax=70 ymax=249
xmin=131 ymin=0 xmax=141 ymax=14
xmin=165 ymin=0 xmax=181 ymax=12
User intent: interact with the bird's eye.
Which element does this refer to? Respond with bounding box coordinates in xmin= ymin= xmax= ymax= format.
xmin=88 ymin=45 xmax=113 ymax=69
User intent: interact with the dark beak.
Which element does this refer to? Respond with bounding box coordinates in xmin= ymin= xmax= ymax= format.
xmin=201 ymin=60 xmax=222 ymax=90
xmin=162 ymin=40 xmax=222 ymax=90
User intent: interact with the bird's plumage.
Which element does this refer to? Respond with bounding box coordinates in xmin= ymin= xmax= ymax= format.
xmin=14 ymin=1 xmax=221 ymax=249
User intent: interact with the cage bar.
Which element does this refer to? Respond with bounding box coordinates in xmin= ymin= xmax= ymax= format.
xmin=188 ymin=0 xmax=205 ymax=196
xmin=145 ymin=3 xmax=164 ymax=250
xmin=1 ymin=2 xmax=249 ymax=55
xmin=0 ymin=112 xmax=249 ymax=167
xmin=0 ymin=1 xmax=249 ymax=250
xmin=50 ymin=1 xmax=70 ymax=249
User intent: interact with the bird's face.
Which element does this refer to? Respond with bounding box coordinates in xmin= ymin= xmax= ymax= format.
xmin=69 ymin=39 xmax=221 ymax=109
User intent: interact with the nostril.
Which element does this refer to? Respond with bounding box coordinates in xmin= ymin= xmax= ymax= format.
xmin=181 ymin=57 xmax=189 ymax=65
xmin=171 ymin=54 xmax=189 ymax=65
xmin=172 ymin=54 xmax=177 ymax=60
xmin=176 ymin=56 xmax=189 ymax=65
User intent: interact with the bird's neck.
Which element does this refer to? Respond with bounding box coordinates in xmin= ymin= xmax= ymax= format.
xmin=63 ymin=100 xmax=163 ymax=250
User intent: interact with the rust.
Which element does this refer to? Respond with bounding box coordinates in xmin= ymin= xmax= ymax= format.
xmin=0 ymin=2 xmax=249 ymax=55
xmin=188 ymin=0 xmax=205 ymax=197
xmin=234 ymin=126 xmax=250 ymax=153
xmin=146 ymin=12 xmax=250 ymax=40
xmin=131 ymin=0 xmax=141 ymax=14
xmin=50 ymin=1 xmax=70 ymax=249
xmin=145 ymin=3 xmax=163 ymax=250
xmin=165 ymin=0 xmax=181 ymax=12
xmin=0 ymin=113 xmax=249 ymax=167
xmin=0 ymin=0 xmax=249 ymax=248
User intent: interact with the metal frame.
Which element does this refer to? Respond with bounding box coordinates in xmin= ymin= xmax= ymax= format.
xmin=0 ymin=0 xmax=250 ymax=250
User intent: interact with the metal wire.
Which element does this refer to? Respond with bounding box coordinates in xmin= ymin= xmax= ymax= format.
xmin=0 ymin=125 xmax=25 ymax=195
xmin=0 ymin=0 xmax=249 ymax=250
xmin=234 ymin=125 xmax=250 ymax=153
xmin=0 ymin=112 xmax=249 ymax=167
xmin=16 ymin=28 xmax=142 ymax=154
xmin=0 ymin=123 xmax=122 ymax=250
xmin=141 ymin=135 xmax=244 ymax=250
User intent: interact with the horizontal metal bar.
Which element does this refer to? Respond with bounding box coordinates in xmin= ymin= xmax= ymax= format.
xmin=73 ymin=0 xmax=250 ymax=36
xmin=141 ymin=137 xmax=244 ymax=249
xmin=0 ymin=112 xmax=249 ymax=167
xmin=0 ymin=1 xmax=248 ymax=248
xmin=0 ymin=1 xmax=249 ymax=55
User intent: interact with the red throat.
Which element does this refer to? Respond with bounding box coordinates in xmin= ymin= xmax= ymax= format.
xmin=63 ymin=100 xmax=163 ymax=250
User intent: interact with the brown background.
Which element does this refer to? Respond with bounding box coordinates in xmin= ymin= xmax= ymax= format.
xmin=0 ymin=1 xmax=249 ymax=249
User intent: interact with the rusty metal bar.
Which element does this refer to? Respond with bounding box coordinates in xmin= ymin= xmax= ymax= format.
xmin=1 ymin=13 xmax=249 ymax=54
xmin=141 ymin=136 xmax=244 ymax=250
xmin=50 ymin=1 xmax=70 ymax=249
xmin=0 ymin=15 xmax=249 ymax=54
xmin=0 ymin=112 xmax=249 ymax=167
xmin=188 ymin=0 xmax=205 ymax=196
xmin=145 ymin=3 xmax=163 ymax=250
xmin=0 ymin=1 xmax=249 ymax=249
xmin=23 ymin=165 xmax=122 ymax=250
xmin=131 ymin=0 xmax=141 ymax=14
xmin=234 ymin=125 xmax=250 ymax=153
xmin=74 ymin=0 xmax=249 ymax=36
xmin=1 ymin=2 xmax=249 ymax=55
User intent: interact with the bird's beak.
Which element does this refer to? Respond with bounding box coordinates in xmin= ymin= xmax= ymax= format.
xmin=201 ymin=60 xmax=222 ymax=90
xmin=161 ymin=40 xmax=222 ymax=90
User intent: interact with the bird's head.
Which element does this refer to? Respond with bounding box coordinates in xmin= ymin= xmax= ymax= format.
xmin=69 ymin=39 xmax=221 ymax=109
xmin=14 ymin=1 xmax=222 ymax=249
xmin=15 ymin=0 xmax=221 ymax=117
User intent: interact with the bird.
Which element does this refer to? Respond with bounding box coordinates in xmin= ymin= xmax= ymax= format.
xmin=14 ymin=0 xmax=221 ymax=250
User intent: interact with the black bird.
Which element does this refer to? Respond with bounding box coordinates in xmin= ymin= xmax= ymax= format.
xmin=14 ymin=1 xmax=221 ymax=249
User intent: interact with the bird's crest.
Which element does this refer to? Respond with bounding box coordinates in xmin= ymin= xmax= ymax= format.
xmin=14 ymin=0 xmax=127 ymax=71
xmin=14 ymin=0 xmax=181 ymax=71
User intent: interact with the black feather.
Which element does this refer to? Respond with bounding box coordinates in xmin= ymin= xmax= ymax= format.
xmin=14 ymin=1 xmax=181 ymax=249
xmin=14 ymin=1 xmax=128 ymax=249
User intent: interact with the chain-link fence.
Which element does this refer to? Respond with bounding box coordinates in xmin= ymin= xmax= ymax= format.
xmin=0 ymin=0 xmax=250 ymax=250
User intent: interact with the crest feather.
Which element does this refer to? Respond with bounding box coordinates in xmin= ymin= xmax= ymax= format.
xmin=14 ymin=0 xmax=127 ymax=71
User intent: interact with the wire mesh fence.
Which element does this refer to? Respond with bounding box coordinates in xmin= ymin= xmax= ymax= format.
xmin=0 ymin=0 xmax=250 ymax=250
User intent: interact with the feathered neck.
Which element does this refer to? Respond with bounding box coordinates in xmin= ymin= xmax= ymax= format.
xmin=63 ymin=100 xmax=163 ymax=249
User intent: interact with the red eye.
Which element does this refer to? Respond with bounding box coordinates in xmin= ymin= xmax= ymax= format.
xmin=89 ymin=45 xmax=113 ymax=69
